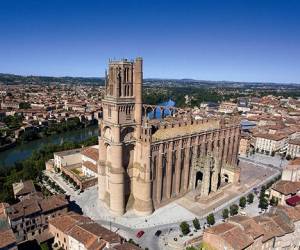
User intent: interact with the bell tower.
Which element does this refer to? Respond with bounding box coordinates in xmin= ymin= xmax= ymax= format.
xmin=98 ymin=58 xmax=144 ymax=215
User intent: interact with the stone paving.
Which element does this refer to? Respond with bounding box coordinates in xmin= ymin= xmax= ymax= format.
xmin=43 ymin=156 xmax=281 ymax=250
xmin=74 ymin=185 xmax=197 ymax=229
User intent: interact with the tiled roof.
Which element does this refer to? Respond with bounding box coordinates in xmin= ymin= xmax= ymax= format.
xmin=39 ymin=194 xmax=69 ymax=213
xmin=49 ymin=212 xmax=92 ymax=233
xmin=253 ymin=132 xmax=288 ymax=141
xmin=82 ymin=161 xmax=97 ymax=173
xmin=272 ymin=180 xmax=300 ymax=195
xmin=81 ymin=147 xmax=99 ymax=161
xmin=229 ymin=215 xmax=264 ymax=240
xmin=0 ymin=228 xmax=16 ymax=248
xmin=205 ymin=222 xmax=253 ymax=250
xmin=7 ymin=194 xmax=69 ymax=220
xmin=12 ymin=180 xmax=36 ymax=196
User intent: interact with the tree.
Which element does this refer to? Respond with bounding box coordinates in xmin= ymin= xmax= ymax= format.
xmin=207 ymin=213 xmax=215 ymax=226
xmin=230 ymin=204 xmax=239 ymax=216
xmin=180 ymin=221 xmax=190 ymax=235
xmin=186 ymin=247 xmax=197 ymax=250
xmin=286 ymin=154 xmax=292 ymax=160
xmin=239 ymin=197 xmax=247 ymax=208
xmin=192 ymin=217 xmax=200 ymax=230
xmin=222 ymin=208 xmax=229 ymax=220
xmin=270 ymin=196 xmax=279 ymax=206
xmin=259 ymin=198 xmax=269 ymax=210
xmin=247 ymin=193 xmax=254 ymax=204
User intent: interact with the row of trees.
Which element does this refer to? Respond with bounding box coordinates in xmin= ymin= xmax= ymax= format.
xmin=61 ymin=172 xmax=80 ymax=190
xmin=179 ymin=193 xmax=255 ymax=236
xmin=42 ymin=174 xmax=65 ymax=194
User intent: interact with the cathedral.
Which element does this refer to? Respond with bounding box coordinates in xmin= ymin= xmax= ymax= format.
xmin=98 ymin=58 xmax=240 ymax=216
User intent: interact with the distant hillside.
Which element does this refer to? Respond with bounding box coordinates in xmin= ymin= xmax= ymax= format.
xmin=0 ymin=73 xmax=105 ymax=85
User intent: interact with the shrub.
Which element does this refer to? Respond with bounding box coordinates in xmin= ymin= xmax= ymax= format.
xmin=259 ymin=198 xmax=269 ymax=210
xmin=239 ymin=197 xmax=247 ymax=208
xmin=222 ymin=208 xmax=229 ymax=220
xmin=206 ymin=213 xmax=215 ymax=226
xmin=230 ymin=204 xmax=239 ymax=216
xmin=270 ymin=196 xmax=279 ymax=206
xmin=247 ymin=193 xmax=254 ymax=204
xmin=180 ymin=221 xmax=190 ymax=235
xmin=192 ymin=217 xmax=200 ymax=230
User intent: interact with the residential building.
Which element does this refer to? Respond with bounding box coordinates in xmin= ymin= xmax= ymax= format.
xmin=48 ymin=213 xmax=140 ymax=250
xmin=287 ymin=138 xmax=300 ymax=158
xmin=5 ymin=194 xmax=69 ymax=243
xmin=12 ymin=180 xmax=36 ymax=200
xmin=253 ymin=133 xmax=288 ymax=155
xmin=269 ymin=180 xmax=300 ymax=205
xmin=203 ymin=206 xmax=300 ymax=250
xmin=282 ymin=158 xmax=300 ymax=182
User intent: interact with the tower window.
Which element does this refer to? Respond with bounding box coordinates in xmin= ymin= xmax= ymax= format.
xmin=108 ymin=106 xmax=112 ymax=118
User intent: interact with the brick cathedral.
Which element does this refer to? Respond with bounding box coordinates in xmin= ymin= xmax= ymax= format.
xmin=98 ymin=58 xmax=240 ymax=216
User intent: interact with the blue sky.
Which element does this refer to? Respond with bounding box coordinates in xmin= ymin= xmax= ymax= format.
xmin=0 ymin=0 xmax=300 ymax=82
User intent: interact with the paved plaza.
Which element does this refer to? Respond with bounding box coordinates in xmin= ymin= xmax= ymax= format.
xmin=44 ymin=155 xmax=281 ymax=250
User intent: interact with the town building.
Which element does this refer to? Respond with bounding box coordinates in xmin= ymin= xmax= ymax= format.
xmin=282 ymin=158 xmax=300 ymax=182
xmin=98 ymin=58 xmax=241 ymax=216
xmin=253 ymin=132 xmax=288 ymax=155
xmin=269 ymin=180 xmax=300 ymax=205
xmin=203 ymin=206 xmax=300 ymax=250
xmin=218 ymin=101 xmax=238 ymax=114
xmin=0 ymin=203 xmax=17 ymax=250
xmin=287 ymin=138 xmax=300 ymax=158
xmin=47 ymin=146 xmax=99 ymax=190
xmin=5 ymin=193 xmax=69 ymax=243
xmin=48 ymin=212 xmax=140 ymax=250
xmin=12 ymin=180 xmax=36 ymax=200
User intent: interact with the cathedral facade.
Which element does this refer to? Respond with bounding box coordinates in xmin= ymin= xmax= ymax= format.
xmin=98 ymin=58 xmax=240 ymax=216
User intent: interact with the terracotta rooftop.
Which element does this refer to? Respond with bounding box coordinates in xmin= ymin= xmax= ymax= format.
xmin=0 ymin=228 xmax=16 ymax=248
xmin=272 ymin=180 xmax=300 ymax=195
xmin=205 ymin=222 xmax=253 ymax=250
xmin=229 ymin=215 xmax=264 ymax=240
xmin=114 ymin=242 xmax=142 ymax=250
xmin=289 ymin=138 xmax=300 ymax=146
xmin=7 ymin=194 xmax=69 ymax=220
xmin=12 ymin=179 xmax=36 ymax=197
xmin=81 ymin=147 xmax=99 ymax=161
xmin=285 ymin=158 xmax=300 ymax=171
xmin=79 ymin=222 xmax=121 ymax=243
xmin=39 ymin=194 xmax=69 ymax=213
xmin=49 ymin=212 xmax=92 ymax=233
xmin=253 ymin=132 xmax=288 ymax=141
xmin=82 ymin=161 xmax=97 ymax=173
xmin=275 ymin=205 xmax=300 ymax=222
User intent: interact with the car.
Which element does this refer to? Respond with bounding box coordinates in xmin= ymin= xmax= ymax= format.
xmin=155 ymin=230 xmax=162 ymax=237
xmin=136 ymin=230 xmax=144 ymax=238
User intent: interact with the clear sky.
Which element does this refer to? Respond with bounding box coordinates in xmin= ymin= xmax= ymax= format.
xmin=0 ymin=0 xmax=300 ymax=83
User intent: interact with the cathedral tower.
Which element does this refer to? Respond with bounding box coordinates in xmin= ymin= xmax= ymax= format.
xmin=98 ymin=58 xmax=152 ymax=216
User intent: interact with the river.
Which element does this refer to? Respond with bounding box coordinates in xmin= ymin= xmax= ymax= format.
xmin=0 ymin=125 xmax=99 ymax=168
xmin=1 ymin=100 xmax=176 ymax=168
xmin=147 ymin=99 xmax=176 ymax=119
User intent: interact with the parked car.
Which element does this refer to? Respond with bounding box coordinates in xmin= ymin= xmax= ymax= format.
xmin=136 ymin=230 xmax=144 ymax=238
xmin=155 ymin=230 xmax=162 ymax=237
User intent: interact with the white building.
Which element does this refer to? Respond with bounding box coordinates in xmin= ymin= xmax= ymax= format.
xmin=254 ymin=133 xmax=288 ymax=155
xmin=282 ymin=158 xmax=300 ymax=182
xmin=287 ymin=138 xmax=300 ymax=158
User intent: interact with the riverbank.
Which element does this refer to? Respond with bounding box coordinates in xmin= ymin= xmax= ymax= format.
xmin=0 ymin=135 xmax=98 ymax=203
xmin=0 ymin=125 xmax=98 ymax=168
